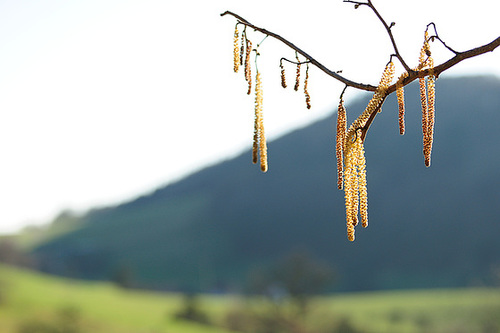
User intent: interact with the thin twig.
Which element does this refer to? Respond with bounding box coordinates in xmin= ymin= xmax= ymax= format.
xmin=339 ymin=85 xmax=348 ymax=100
xmin=280 ymin=57 xmax=311 ymax=66
xmin=426 ymin=23 xmax=460 ymax=55
xmin=345 ymin=0 xmax=412 ymax=72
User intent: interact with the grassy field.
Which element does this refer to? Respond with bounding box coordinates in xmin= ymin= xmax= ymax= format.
xmin=1 ymin=264 xmax=500 ymax=333
xmin=0 ymin=264 xmax=234 ymax=333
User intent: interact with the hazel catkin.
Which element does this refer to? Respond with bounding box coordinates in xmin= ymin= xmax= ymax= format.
xmin=280 ymin=62 xmax=287 ymax=89
xmin=304 ymin=64 xmax=311 ymax=109
xmin=233 ymin=25 xmax=240 ymax=73
xmin=416 ymin=29 xmax=436 ymax=167
xmin=253 ymin=71 xmax=267 ymax=172
xmin=245 ymin=38 xmax=253 ymax=95
xmin=336 ymin=98 xmax=347 ymax=190
xmin=396 ymin=72 xmax=407 ymax=135
xmin=294 ymin=59 xmax=301 ymax=91
xmin=340 ymin=62 xmax=394 ymax=241
xmin=346 ymin=61 xmax=394 ymax=137
xmin=425 ymin=67 xmax=436 ymax=167
xmin=419 ymin=76 xmax=429 ymax=159
xmin=343 ymin=130 xmax=368 ymax=241
xmin=239 ymin=31 xmax=245 ymax=66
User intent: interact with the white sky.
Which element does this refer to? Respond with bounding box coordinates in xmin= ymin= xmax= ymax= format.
xmin=0 ymin=0 xmax=498 ymax=234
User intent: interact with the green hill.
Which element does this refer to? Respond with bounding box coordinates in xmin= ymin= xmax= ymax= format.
xmin=32 ymin=76 xmax=500 ymax=293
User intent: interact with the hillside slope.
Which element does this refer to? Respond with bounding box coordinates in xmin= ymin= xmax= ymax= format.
xmin=33 ymin=76 xmax=500 ymax=292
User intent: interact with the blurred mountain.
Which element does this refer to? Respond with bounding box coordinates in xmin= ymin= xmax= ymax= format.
xmin=32 ymin=76 xmax=500 ymax=292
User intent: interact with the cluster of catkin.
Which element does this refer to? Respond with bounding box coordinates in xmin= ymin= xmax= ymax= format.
xmin=233 ymin=24 xmax=268 ymax=172
xmin=395 ymin=30 xmax=436 ymax=166
xmin=280 ymin=58 xmax=312 ymax=109
xmin=417 ymin=31 xmax=436 ymax=167
xmin=230 ymin=22 xmax=439 ymax=241
xmin=336 ymin=62 xmax=395 ymax=241
xmin=233 ymin=25 xmax=254 ymax=95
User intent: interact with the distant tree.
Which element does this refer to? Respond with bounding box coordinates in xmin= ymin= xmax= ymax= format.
xmin=111 ymin=264 xmax=135 ymax=289
xmin=221 ymin=1 xmax=500 ymax=241
xmin=249 ymin=250 xmax=335 ymax=316
xmin=174 ymin=294 xmax=210 ymax=325
xmin=274 ymin=251 xmax=335 ymax=315
xmin=0 ymin=238 xmax=32 ymax=267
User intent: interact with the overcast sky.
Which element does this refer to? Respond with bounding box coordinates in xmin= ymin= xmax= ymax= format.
xmin=0 ymin=0 xmax=498 ymax=234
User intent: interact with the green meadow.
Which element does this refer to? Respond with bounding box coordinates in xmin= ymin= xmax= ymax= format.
xmin=1 ymin=264 xmax=500 ymax=333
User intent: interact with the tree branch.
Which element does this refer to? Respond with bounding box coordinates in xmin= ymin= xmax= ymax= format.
xmin=386 ymin=36 xmax=500 ymax=95
xmin=222 ymin=10 xmax=499 ymax=96
xmin=222 ymin=8 xmax=500 ymax=143
xmin=221 ymin=10 xmax=378 ymax=92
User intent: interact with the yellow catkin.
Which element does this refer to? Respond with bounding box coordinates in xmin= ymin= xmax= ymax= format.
xmin=245 ymin=39 xmax=252 ymax=95
xmin=356 ymin=138 xmax=368 ymax=228
xmin=304 ymin=64 xmax=311 ymax=109
xmin=252 ymin=112 xmax=259 ymax=165
xmin=346 ymin=61 xmax=394 ymax=138
xmin=418 ymin=31 xmax=430 ymax=70
xmin=347 ymin=223 xmax=355 ymax=242
xmin=294 ymin=59 xmax=301 ymax=91
xmin=396 ymin=72 xmax=407 ymax=135
xmin=425 ymin=65 xmax=436 ymax=167
xmin=416 ymin=29 xmax=436 ymax=167
xmin=344 ymin=136 xmax=357 ymax=241
xmin=341 ymin=62 xmax=394 ymax=241
xmin=336 ymin=98 xmax=347 ymax=190
xmin=254 ymin=72 xmax=267 ymax=172
xmin=253 ymin=71 xmax=261 ymax=165
xmin=344 ymin=131 xmax=368 ymax=241
xmin=239 ymin=32 xmax=245 ymax=66
xmin=349 ymin=135 xmax=360 ymax=229
xmin=233 ymin=25 xmax=240 ymax=73
xmin=280 ymin=63 xmax=287 ymax=88
xmin=419 ymin=76 xmax=428 ymax=161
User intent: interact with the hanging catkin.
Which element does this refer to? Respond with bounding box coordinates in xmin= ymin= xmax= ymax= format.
xmin=396 ymin=72 xmax=407 ymax=135
xmin=253 ymin=71 xmax=267 ymax=172
xmin=336 ymin=98 xmax=347 ymax=190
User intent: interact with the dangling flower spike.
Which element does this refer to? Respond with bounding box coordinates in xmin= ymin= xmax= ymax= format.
xmin=304 ymin=63 xmax=311 ymax=109
xmin=396 ymin=72 xmax=407 ymax=135
xmin=233 ymin=24 xmax=240 ymax=73
xmin=336 ymin=88 xmax=347 ymax=190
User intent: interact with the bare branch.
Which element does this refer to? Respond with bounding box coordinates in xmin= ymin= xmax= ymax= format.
xmin=386 ymin=35 xmax=500 ymax=95
xmin=223 ymin=10 xmax=499 ymax=96
xmin=362 ymin=36 xmax=500 ymax=140
xmin=222 ymin=9 xmax=500 ymax=142
xmin=221 ymin=11 xmax=378 ymax=92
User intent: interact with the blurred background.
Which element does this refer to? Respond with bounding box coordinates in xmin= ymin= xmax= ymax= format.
xmin=0 ymin=1 xmax=499 ymax=332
